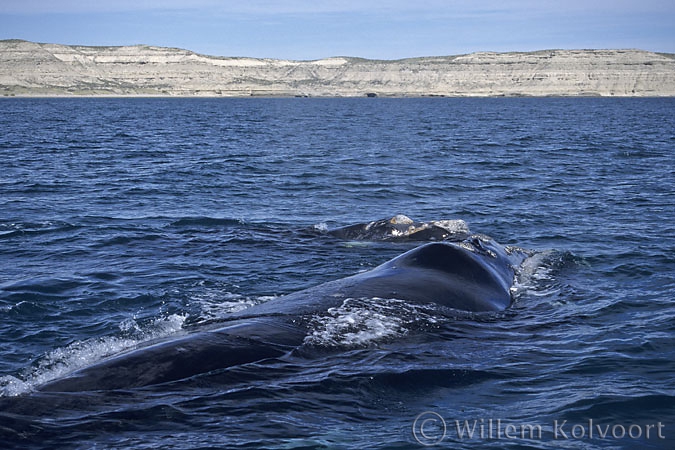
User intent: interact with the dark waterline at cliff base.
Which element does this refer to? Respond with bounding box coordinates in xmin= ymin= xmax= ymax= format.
xmin=0 ymin=98 xmax=674 ymax=449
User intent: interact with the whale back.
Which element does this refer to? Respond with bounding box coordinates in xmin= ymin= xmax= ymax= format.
xmin=342 ymin=238 xmax=521 ymax=312
xmin=322 ymin=217 xmax=522 ymax=311
xmin=34 ymin=235 xmax=526 ymax=392
xmin=235 ymin=236 xmax=524 ymax=317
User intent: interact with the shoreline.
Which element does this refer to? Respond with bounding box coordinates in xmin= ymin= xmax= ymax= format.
xmin=3 ymin=93 xmax=674 ymax=99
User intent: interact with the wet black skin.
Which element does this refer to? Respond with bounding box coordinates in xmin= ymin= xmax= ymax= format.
xmin=38 ymin=237 xmax=525 ymax=392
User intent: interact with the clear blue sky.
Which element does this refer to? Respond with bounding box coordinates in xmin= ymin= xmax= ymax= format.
xmin=1 ymin=1 xmax=673 ymax=60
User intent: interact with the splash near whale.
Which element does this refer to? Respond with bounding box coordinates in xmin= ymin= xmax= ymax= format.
xmin=33 ymin=217 xmax=528 ymax=392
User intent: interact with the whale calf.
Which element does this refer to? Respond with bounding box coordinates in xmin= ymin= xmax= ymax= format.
xmin=38 ymin=234 xmax=526 ymax=392
xmin=327 ymin=214 xmax=470 ymax=241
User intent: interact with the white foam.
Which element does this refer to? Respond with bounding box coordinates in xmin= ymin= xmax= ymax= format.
xmin=0 ymin=314 xmax=187 ymax=397
xmin=0 ymin=375 xmax=30 ymax=397
xmin=190 ymin=291 xmax=268 ymax=323
xmin=312 ymin=222 xmax=329 ymax=232
xmin=304 ymin=297 xmax=440 ymax=347
xmin=511 ymin=250 xmax=564 ymax=300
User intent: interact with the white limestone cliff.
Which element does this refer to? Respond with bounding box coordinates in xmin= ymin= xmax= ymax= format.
xmin=1 ymin=40 xmax=674 ymax=97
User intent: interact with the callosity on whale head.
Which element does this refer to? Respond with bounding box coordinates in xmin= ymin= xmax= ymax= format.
xmin=327 ymin=215 xmax=471 ymax=241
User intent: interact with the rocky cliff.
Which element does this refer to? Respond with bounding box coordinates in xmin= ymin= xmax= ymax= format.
xmin=1 ymin=40 xmax=674 ymax=97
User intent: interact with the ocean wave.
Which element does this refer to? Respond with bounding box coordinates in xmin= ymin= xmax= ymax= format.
xmin=552 ymin=393 xmax=675 ymax=422
xmin=0 ymin=220 xmax=78 ymax=240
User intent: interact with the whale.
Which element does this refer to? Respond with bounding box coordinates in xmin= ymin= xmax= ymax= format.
xmin=37 ymin=235 xmax=527 ymax=393
xmin=327 ymin=214 xmax=470 ymax=241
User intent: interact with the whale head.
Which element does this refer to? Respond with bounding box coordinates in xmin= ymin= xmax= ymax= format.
xmin=348 ymin=236 xmax=526 ymax=312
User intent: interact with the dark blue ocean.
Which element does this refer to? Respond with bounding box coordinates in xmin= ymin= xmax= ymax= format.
xmin=0 ymin=98 xmax=673 ymax=449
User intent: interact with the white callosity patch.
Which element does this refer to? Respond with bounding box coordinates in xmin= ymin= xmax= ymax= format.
xmin=389 ymin=214 xmax=414 ymax=225
xmin=304 ymin=297 xmax=441 ymax=347
xmin=383 ymin=215 xmax=470 ymax=240
xmin=317 ymin=215 xmax=471 ymax=242
xmin=367 ymin=215 xmax=470 ymax=239
xmin=428 ymin=219 xmax=470 ymax=238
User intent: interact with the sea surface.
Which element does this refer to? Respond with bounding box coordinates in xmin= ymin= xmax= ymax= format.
xmin=0 ymin=97 xmax=673 ymax=449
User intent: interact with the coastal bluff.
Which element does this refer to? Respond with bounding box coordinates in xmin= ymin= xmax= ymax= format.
xmin=1 ymin=40 xmax=674 ymax=97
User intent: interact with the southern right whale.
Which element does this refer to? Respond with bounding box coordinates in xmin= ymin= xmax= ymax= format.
xmin=36 ymin=233 xmax=527 ymax=392
xmin=327 ymin=214 xmax=470 ymax=241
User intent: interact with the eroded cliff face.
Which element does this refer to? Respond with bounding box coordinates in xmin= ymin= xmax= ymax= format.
xmin=1 ymin=40 xmax=674 ymax=97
